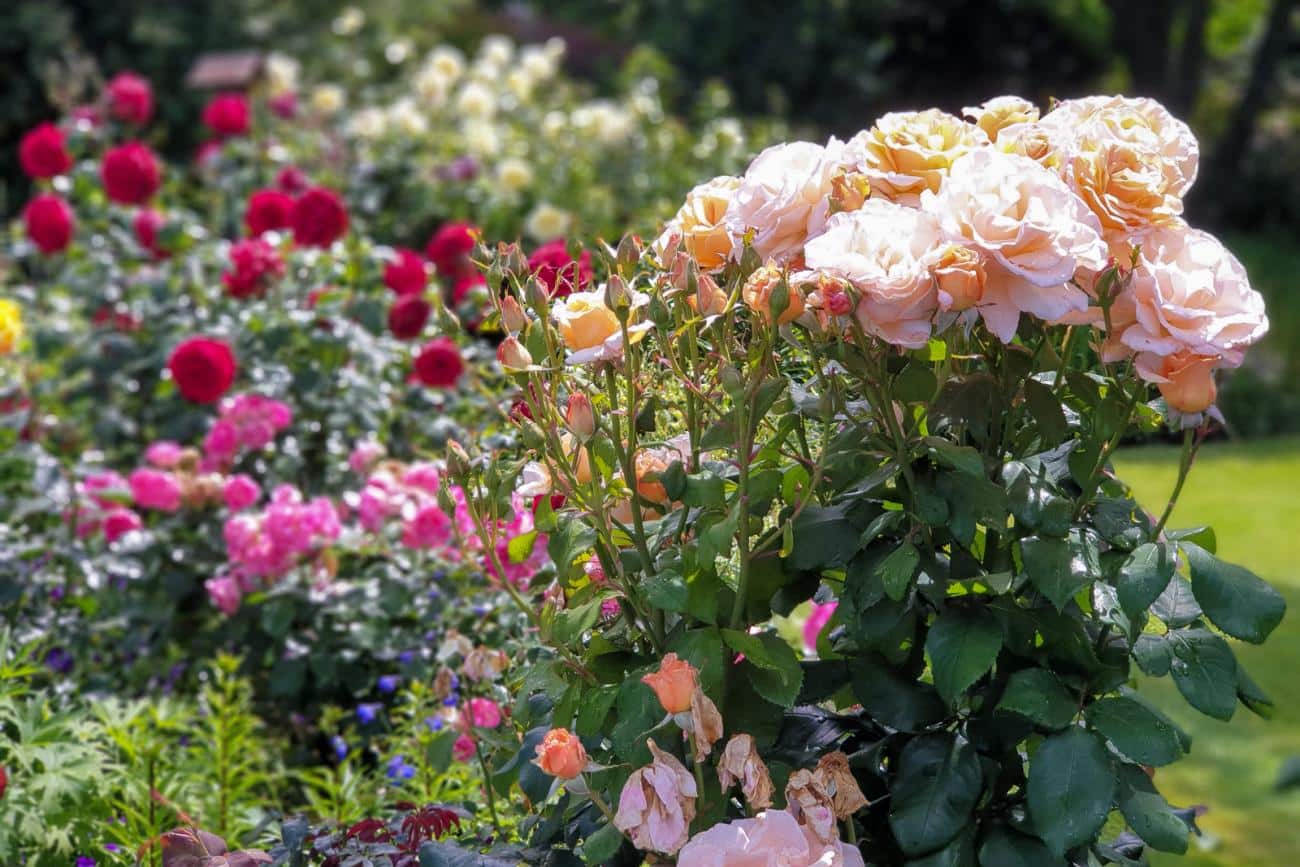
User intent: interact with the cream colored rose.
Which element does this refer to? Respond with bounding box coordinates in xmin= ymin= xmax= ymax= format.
xmin=921 ymin=149 xmax=1107 ymax=341
xmin=655 ymin=176 xmax=739 ymax=271
xmin=993 ymin=122 xmax=1068 ymax=171
xmin=803 ymin=201 xmax=943 ymax=349
xmin=962 ymin=96 xmax=1039 ymax=142
xmin=1118 ymin=226 xmax=1268 ymax=366
xmin=845 ymin=110 xmax=988 ymax=205
xmin=724 ymin=139 xmax=844 ymax=263
xmin=552 ymin=289 xmax=652 ymax=364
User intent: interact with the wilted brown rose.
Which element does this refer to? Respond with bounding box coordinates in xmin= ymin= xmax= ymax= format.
xmin=689 ymin=687 xmax=724 ymax=761
xmin=717 ymin=734 xmax=775 ymax=810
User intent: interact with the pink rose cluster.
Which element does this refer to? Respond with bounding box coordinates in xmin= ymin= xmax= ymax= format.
xmin=202 ymin=393 xmax=293 ymax=467
xmin=655 ymin=94 xmax=1268 ymax=420
xmin=348 ymin=449 xmax=549 ymax=589
xmin=209 ymin=484 xmax=342 ymax=614
xmin=75 ymin=470 xmax=143 ymax=543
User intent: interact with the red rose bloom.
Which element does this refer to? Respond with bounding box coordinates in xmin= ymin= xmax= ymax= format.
xmin=384 ymin=248 xmax=428 ymax=295
xmin=168 ymin=337 xmax=237 ymax=404
xmin=291 ymin=187 xmax=348 ymax=248
xmin=222 ymin=238 xmax=285 ymax=299
xmin=106 ymin=72 xmax=153 ymax=125
xmin=202 ymin=92 xmax=251 ymax=137
xmin=528 ymin=240 xmax=593 ymax=298
xmin=19 ymin=123 xmax=72 ymax=179
xmin=413 ymin=337 xmax=465 ymax=388
xmin=133 ymin=208 xmax=167 ymax=259
xmin=23 ymin=194 xmax=74 ymax=254
xmin=452 ymin=274 xmax=486 ymax=305
xmin=425 ymin=221 xmax=478 ymax=278
xmin=276 ymin=166 xmax=308 ymax=194
xmin=244 ymin=189 xmax=295 ymax=236
xmin=101 ymin=141 xmax=162 ymax=205
xmin=388 ymin=294 xmax=432 ymax=340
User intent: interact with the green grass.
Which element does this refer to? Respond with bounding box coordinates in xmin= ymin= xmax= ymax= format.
xmin=1114 ymin=436 xmax=1300 ymax=865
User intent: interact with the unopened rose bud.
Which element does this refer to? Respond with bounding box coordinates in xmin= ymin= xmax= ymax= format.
xmin=500 ymin=295 xmax=528 ymax=333
xmin=497 ymin=335 xmax=533 ymax=370
xmin=534 ymin=727 xmax=589 ymax=780
xmin=565 ymin=393 xmax=596 ymax=441
xmin=604 ymin=274 xmax=631 ymax=318
xmin=743 ymin=262 xmax=805 ymax=325
xmin=616 ymin=233 xmax=641 ymax=275
xmin=500 ymin=242 xmax=529 ymax=279
xmin=641 ymin=653 xmax=698 ymax=714
xmin=445 ymin=440 xmax=471 ymax=480
xmin=436 ymin=481 xmax=456 ymax=515
xmin=525 ymin=276 xmax=550 ymax=313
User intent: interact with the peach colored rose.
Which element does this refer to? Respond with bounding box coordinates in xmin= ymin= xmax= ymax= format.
xmin=933 ymin=244 xmax=987 ymax=312
xmin=677 ymin=809 xmax=866 ymax=867
xmin=799 ymin=272 xmax=856 ymax=330
xmin=803 ymin=201 xmax=942 ymax=349
xmin=1136 ymin=350 xmax=1219 ymax=414
xmin=962 ymin=96 xmax=1039 ymax=142
xmin=552 ymin=288 xmax=652 ymax=364
xmin=1118 ymin=226 xmax=1267 ymax=366
xmin=642 ymin=653 xmax=698 ymax=714
xmin=921 ymin=148 xmax=1108 ymax=341
xmin=634 ymin=448 xmax=673 ymax=504
xmin=845 ymin=109 xmax=988 ymax=205
xmin=743 ymin=262 xmax=806 ymax=325
xmin=717 ymin=734 xmax=775 ymax=810
xmin=533 ymin=727 xmax=589 ymax=780
xmin=724 ymin=140 xmax=844 ymax=263
xmin=655 ymin=175 xmax=740 ymax=271
xmin=614 ymin=739 xmax=698 ymax=855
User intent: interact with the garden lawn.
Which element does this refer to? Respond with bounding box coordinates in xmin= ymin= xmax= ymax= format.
xmin=1115 ymin=436 xmax=1300 ymax=866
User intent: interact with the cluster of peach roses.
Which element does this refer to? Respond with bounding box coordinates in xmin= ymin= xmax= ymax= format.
xmin=649 ymin=94 xmax=1268 ymax=420
xmin=532 ymin=654 xmax=866 ymax=865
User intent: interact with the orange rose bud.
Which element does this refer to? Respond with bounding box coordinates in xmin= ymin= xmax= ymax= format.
xmin=565 ymin=393 xmax=596 ymax=441
xmin=642 ymin=653 xmax=698 ymax=714
xmin=497 ymin=335 xmax=533 ymax=370
xmin=742 ymin=262 xmax=805 ymax=326
xmin=500 ymin=295 xmax=528 ymax=333
xmin=1156 ymin=351 xmax=1218 ymax=414
xmin=534 ymin=727 xmax=589 ymax=780
xmin=634 ymin=448 xmax=672 ymax=505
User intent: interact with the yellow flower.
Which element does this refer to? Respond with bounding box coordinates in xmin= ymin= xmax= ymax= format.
xmin=0 ymin=299 xmax=23 ymax=355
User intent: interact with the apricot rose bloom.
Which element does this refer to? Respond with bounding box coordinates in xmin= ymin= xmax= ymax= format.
xmin=1117 ymin=227 xmax=1267 ymax=366
xmin=642 ymin=653 xmax=698 ymax=714
xmin=676 ymin=809 xmax=865 ymax=867
xmin=962 ymin=96 xmax=1039 ymax=142
xmin=725 ymin=140 xmax=843 ymax=263
xmin=742 ymin=262 xmax=806 ymax=326
xmin=921 ymin=148 xmax=1108 ymax=342
xmin=655 ymin=175 xmax=740 ymax=271
xmin=614 ymin=739 xmax=698 ymax=855
xmin=933 ymin=244 xmax=988 ymax=312
xmin=533 ymin=727 xmax=589 ymax=780
xmin=803 ymin=201 xmax=942 ymax=349
xmin=846 ymin=109 xmax=988 ymax=205
xmin=552 ymin=289 xmax=652 ymax=364
xmin=1136 ymin=350 xmax=1219 ymax=415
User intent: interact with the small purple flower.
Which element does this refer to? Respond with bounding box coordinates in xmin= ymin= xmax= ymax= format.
xmin=386 ymin=754 xmax=416 ymax=782
xmin=439 ymin=156 xmax=479 ymax=183
xmin=425 ymin=716 xmax=443 ymax=732
xmin=76 ymin=857 xmax=96 ymax=867
xmin=377 ymin=674 xmax=400 ymax=694
xmin=398 ymin=650 xmax=414 ymax=665
xmin=442 ymin=694 xmax=458 ymax=707
xmin=49 ymin=585 xmax=65 ymax=602
xmin=357 ymin=703 xmax=380 ymax=725
xmin=45 ymin=647 xmax=73 ymax=674
xmin=104 ymin=844 xmax=121 ymax=853
xmin=331 ymin=735 xmax=349 ymax=761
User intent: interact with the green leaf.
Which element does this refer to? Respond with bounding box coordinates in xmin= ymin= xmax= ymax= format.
xmin=575 ymin=685 xmax=620 ymax=737
xmin=1168 ymin=524 xmax=1216 ymax=553
xmin=1117 ymin=542 xmax=1176 ymax=620
xmin=1237 ymin=664 xmax=1275 ymax=719
xmin=907 ymin=826 xmax=976 ymax=867
xmin=997 ymin=668 xmax=1077 ymax=730
xmin=978 ymin=826 xmax=1065 ymax=867
xmin=721 ymin=629 xmax=802 ymax=707
xmin=551 ymin=599 xmax=602 ymax=646
xmin=787 ymin=504 xmax=859 ymax=570
xmin=1151 ymin=576 xmax=1202 ymax=628
xmin=1115 ymin=763 xmax=1189 ymax=854
xmin=850 ymin=654 xmax=947 ymax=732
xmin=924 ymin=437 xmax=985 ymax=477
xmin=1168 ymin=628 xmax=1238 ymax=721
xmin=888 ymin=733 xmax=984 ymax=856
xmin=1023 ymin=378 xmax=1069 ymax=444
xmin=643 ymin=569 xmax=689 ymax=612
xmin=880 ymin=542 xmax=921 ymax=602
xmin=682 ymin=471 xmax=726 ymax=509
xmin=1084 ymin=695 xmax=1187 ymax=767
xmin=1021 ymin=534 xmax=1094 ymax=611
xmin=926 ymin=608 xmax=1002 ymax=704
xmin=895 ymin=361 xmax=938 ymax=404
xmin=548 ymin=520 xmax=598 ymax=581
xmin=1184 ymin=542 xmax=1286 ymax=644
xmin=1027 ymin=727 xmax=1115 ymax=856
xmin=581 ymin=822 xmax=624 ymax=864
xmin=506 ymin=530 xmax=539 ymax=565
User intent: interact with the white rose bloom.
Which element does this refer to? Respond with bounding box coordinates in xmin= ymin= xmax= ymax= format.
xmin=414 ymin=66 xmax=451 ymax=109
xmin=506 ymin=70 xmax=535 ymax=101
xmin=520 ymin=46 xmax=559 ymax=82
xmin=542 ymin=111 xmax=569 ymax=140
xmin=526 ymin=203 xmax=572 ymax=241
xmin=388 ymin=99 xmax=428 ymax=136
xmin=461 ymin=121 xmax=501 ymax=156
xmin=456 ymin=81 xmax=497 ymax=119
xmin=265 ymin=53 xmax=300 ymax=96
xmin=348 ymin=107 xmax=388 ymax=139
xmin=921 ymin=148 xmax=1108 ymax=341
xmin=804 ymin=201 xmax=943 ymax=349
xmin=428 ymin=45 xmax=466 ymax=82
xmin=310 ymin=84 xmax=346 ymax=117
xmin=497 ymin=158 xmax=534 ymax=192
xmin=724 ymin=139 xmax=844 ymax=264
xmin=480 ymin=35 xmax=516 ymax=68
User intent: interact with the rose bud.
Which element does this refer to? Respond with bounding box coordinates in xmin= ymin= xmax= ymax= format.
xmin=641 ymin=653 xmax=698 ymax=714
xmin=933 ymin=244 xmax=987 ymax=312
xmin=1152 ymin=351 xmax=1219 ymax=414
xmin=533 ymin=727 xmax=589 ymax=780
xmin=743 ymin=262 xmax=805 ymax=325
xmin=497 ymin=335 xmax=533 ymax=371
xmin=564 ymin=393 xmax=596 ymax=441
xmin=500 ymin=295 xmax=528 ymax=333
